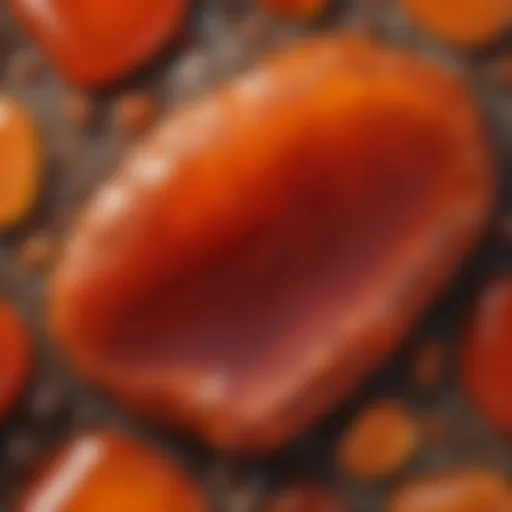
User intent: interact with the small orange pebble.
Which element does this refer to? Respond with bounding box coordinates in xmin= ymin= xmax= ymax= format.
xmin=19 ymin=232 xmax=55 ymax=272
xmin=400 ymin=0 xmax=510 ymax=47
xmin=8 ymin=0 xmax=187 ymax=87
xmin=0 ymin=97 xmax=41 ymax=231
xmin=259 ymin=0 xmax=327 ymax=19
xmin=463 ymin=277 xmax=512 ymax=435
xmin=17 ymin=432 xmax=208 ymax=512
xmin=0 ymin=303 xmax=31 ymax=421
xmin=265 ymin=483 xmax=342 ymax=512
xmin=388 ymin=469 xmax=509 ymax=512
xmin=338 ymin=401 xmax=420 ymax=480
xmin=62 ymin=92 xmax=94 ymax=129
xmin=411 ymin=340 xmax=447 ymax=392
xmin=115 ymin=92 xmax=158 ymax=138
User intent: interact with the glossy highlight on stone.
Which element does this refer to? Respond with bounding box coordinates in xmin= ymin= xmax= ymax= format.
xmin=8 ymin=0 xmax=187 ymax=87
xmin=0 ymin=303 xmax=31 ymax=421
xmin=17 ymin=432 xmax=207 ymax=512
xmin=463 ymin=277 xmax=512 ymax=435
xmin=51 ymin=36 xmax=494 ymax=454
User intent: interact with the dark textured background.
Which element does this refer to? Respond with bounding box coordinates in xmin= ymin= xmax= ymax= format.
xmin=0 ymin=1 xmax=511 ymax=510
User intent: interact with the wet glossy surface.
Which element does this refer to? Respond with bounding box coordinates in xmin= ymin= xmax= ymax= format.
xmin=50 ymin=36 xmax=494 ymax=454
xmin=17 ymin=432 xmax=207 ymax=512
xmin=0 ymin=0 xmax=511 ymax=509
xmin=8 ymin=0 xmax=187 ymax=86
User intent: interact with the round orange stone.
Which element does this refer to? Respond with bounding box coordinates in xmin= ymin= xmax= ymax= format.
xmin=17 ymin=432 xmax=208 ymax=512
xmin=8 ymin=0 xmax=187 ymax=87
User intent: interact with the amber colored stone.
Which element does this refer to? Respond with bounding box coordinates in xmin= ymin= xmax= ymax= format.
xmin=0 ymin=97 xmax=41 ymax=230
xmin=338 ymin=401 xmax=420 ymax=480
xmin=463 ymin=277 xmax=512 ymax=435
xmin=0 ymin=303 xmax=31 ymax=420
xmin=7 ymin=0 xmax=187 ymax=87
xmin=260 ymin=0 xmax=327 ymax=19
xmin=17 ymin=432 xmax=208 ymax=512
xmin=51 ymin=36 xmax=494 ymax=454
xmin=265 ymin=483 xmax=341 ymax=512
xmin=388 ymin=470 xmax=509 ymax=512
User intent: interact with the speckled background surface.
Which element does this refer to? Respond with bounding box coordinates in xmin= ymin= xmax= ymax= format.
xmin=0 ymin=1 xmax=511 ymax=510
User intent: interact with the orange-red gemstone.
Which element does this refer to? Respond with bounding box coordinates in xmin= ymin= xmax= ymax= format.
xmin=8 ymin=0 xmax=187 ymax=87
xmin=463 ymin=277 xmax=512 ymax=435
xmin=17 ymin=432 xmax=208 ymax=512
xmin=338 ymin=401 xmax=420 ymax=480
xmin=0 ymin=303 xmax=31 ymax=420
xmin=50 ymin=36 xmax=494 ymax=454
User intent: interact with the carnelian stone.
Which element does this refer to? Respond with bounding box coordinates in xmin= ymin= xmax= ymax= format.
xmin=338 ymin=401 xmax=420 ymax=480
xmin=8 ymin=0 xmax=187 ymax=87
xmin=463 ymin=277 xmax=512 ymax=434
xmin=17 ymin=432 xmax=208 ymax=512
xmin=51 ymin=36 xmax=494 ymax=454
xmin=0 ymin=303 xmax=31 ymax=420
xmin=0 ymin=97 xmax=41 ymax=231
